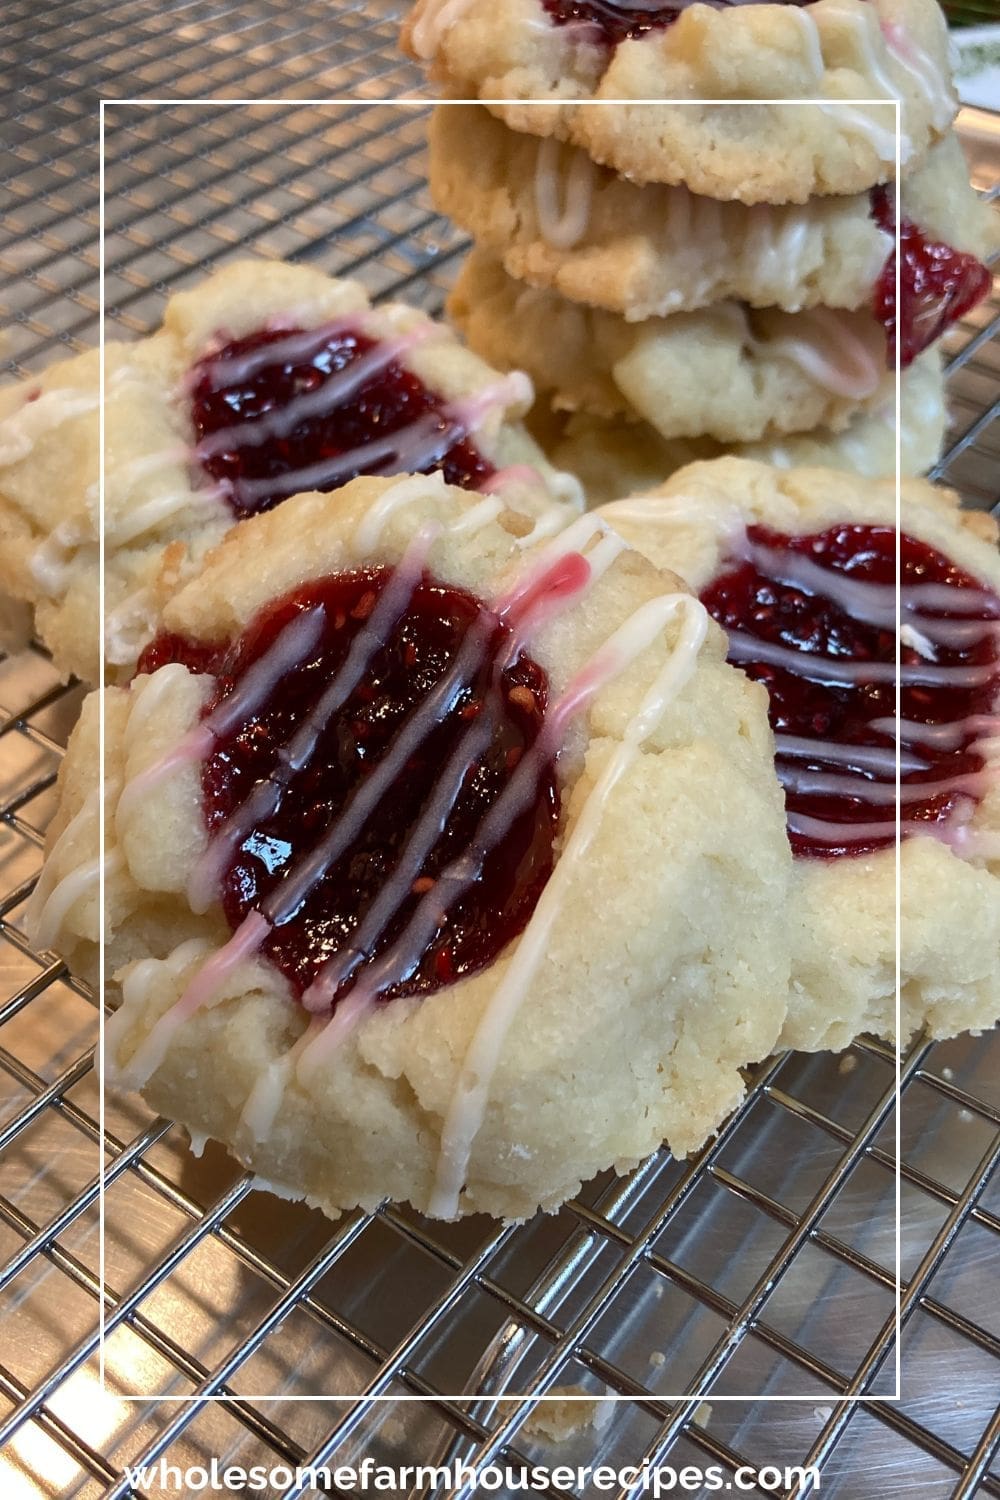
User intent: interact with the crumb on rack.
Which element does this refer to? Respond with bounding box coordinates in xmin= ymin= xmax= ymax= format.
xmin=503 ymin=1387 xmax=614 ymax=1443
xmin=838 ymin=1053 xmax=858 ymax=1075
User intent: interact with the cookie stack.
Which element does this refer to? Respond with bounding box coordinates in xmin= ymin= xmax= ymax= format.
xmin=411 ymin=0 xmax=996 ymax=500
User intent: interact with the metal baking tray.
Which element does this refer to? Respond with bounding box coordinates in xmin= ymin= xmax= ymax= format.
xmin=1 ymin=6 xmax=999 ymax=1495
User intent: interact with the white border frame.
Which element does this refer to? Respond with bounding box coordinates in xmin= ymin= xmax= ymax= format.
xmin=97 ymin=94 xmax=903 ymax=1406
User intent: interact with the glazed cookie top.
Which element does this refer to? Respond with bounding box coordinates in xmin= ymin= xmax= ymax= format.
xmin=430 ymin=111 xmax=997 ymax=323
xmin=404 ymin=0 xmax=956 ymax=202
xmin=598 ymin=459 xmax=1000 ymax=865
xmin=36 ymin=473 xmax=792 ymax=1219
xmin=0 ymin=260 xmax=579 ymax=684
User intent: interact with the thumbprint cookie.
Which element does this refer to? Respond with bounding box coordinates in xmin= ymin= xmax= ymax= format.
xmin=0 ymin=260 xmax=579 ymax=686
xmin=403 ymin=0 xmax=955 ymax=202
xmin=599 ymin=458 xmax=1000 ymax=1049
xmin=30 ymin=472 xmax=792 ymax=1220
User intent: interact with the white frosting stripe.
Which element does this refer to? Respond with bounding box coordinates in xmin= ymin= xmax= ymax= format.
xmin=197 ymin=316 xmax=359 ymax=388
xmin=786 ymin=811 xmax=905 ymax=844
xmin=743 ymin=541 xmax=1000 ymax=630
xmin=186 ymin=531 xmax=433 ymax=914
xmin=751 ymin=306 xmax=885 ymax=400
xmin=428 ymin=594 xmax=709 ymax=1219
xmin=869 ymin=714 xmax=1000 ymax=751
xmin=195 ymin=330 xmax=429 ymax=460
xmin=228 ymin=375 xmax=528 ymax=511
xmin=727 ymin=630 xmax=996 ymax=689
xmin=30 ymin=520 xmax=89 ymax=597
xmin=299 ymin=646 xmax=509 ymax=1013
xmin=778 ymin=764 xmax=989 ymax=805
xmin=0 ymin=387 xmax=99 ymax=467
xmin=773 ymin=733 xmax=926 ymax=776
xmin=116 ymin=606 xmax=327 ymax=827
xmin=120 ymin=912 xmax=270 ymax=1088
xmin=31 ymin=851 xmax=122 ymax=951
xmin=534 ymin=137 xmax=595 ymax=252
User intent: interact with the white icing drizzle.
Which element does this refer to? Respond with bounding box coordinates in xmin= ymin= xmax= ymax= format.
xmin=25 ymin=787 xmax=100 ymax=942
xmin=0 ymin=387 xmax=98 ymax=466
xmin=196 ymin=317 xmax=359 ymax=388
xmin=786 ymin=810 xmax=910 ymax=845
xmin=110 ymin=938 xmax=215 ymax=1087
xmin=815 ymin=102 xmax=904 ymax=164
xmin=428 ymin=593 xmax=709 ymax=1219
xmin=120 ymin=912 xmax=271 ymax=1088
xmin=533 ymin=137 xmax=596 ymax=252
xmin=31 ymin=850 xmax=122 ymax=950
xmin=749 ymin=306 xmax=885 ymax=401
xmin=105 ymin=588 xmax=159 ymax=669
xmin=115 ymin=607 xmax=326 ymax=828
xmin=807 ymin=0 xmax=924 ymax=162
xmin=724 ymin=530 xmax=1000 ymax=846
xmin=185 ymin=530 xmax=433 ymax=915
xmin=294 ymin=523 xmax=624 ymax=1023
xmin=296 ymin=618 xmax=508 ymax=1016
xmin=778 ymin=763 xmax=989 ymax=805
xmin=29 ymin=519 xmax=90 ymax=597
xmin=773 ymin=733 xmax=926 ymax=776
xmin=743 ymin=539 xmax=1000 ymax=637
xmin=706 ymin=301 xmax=885 ymax=401
xmin=744 ymin=208 xmax=814 ymax=308
xmin=225 ymin=372 xmax=531 ymax=512
xmin=408 ymin=0 xmax=475 ymax=56
xmin=123 ymin=486 xmax=222 ymax=544
xmin=727 ymin=630 xmax=995 ymax=688
xmin=818 ymin=0 xmax=901 ymax=95
xmin=869 ymin=714 xmax=1000 ymax=751
xmin=353 ymin=471 xmax=448 ymax=557
xmin=195 ymin=329 xmax=430 ymax=462
xmin=448 ymin=494 xmax=505 ymax=533
xmin=880 ymin=16 xmax=955 ymax=130
xmin=238 ymin=1017 xmax=323 ymax=1144
xmin=785 ymin=5 xmax=826 ymax=82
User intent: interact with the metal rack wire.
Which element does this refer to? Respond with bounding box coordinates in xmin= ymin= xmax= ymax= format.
xmin=1 ymin=8 xmax=999 ymax=1496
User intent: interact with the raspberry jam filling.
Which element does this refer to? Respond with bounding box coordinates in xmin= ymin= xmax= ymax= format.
xmin=700 ymin=524 xmax=1000 ymax=860
xmin=138 ymin=570 xmax=558 ymax=1009
xmin=541 ymin=0 xmax=814 ymax=46
xmin=871 ymin=188 xmax=992 ymax=368
xmin=189 ymin=324 xmax=497 ymax=518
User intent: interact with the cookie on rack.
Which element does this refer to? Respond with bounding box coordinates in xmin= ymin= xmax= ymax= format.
xmin=30 ymin=472 xmax=793 ymax=1221
xmin=451 ymin=248 xmax=898 ymax=444
xmin=598 ymin=458 xmax=1000 ymax=1049
xmin=430 ymin=111 xmax=996 ymax=324
xmin=404 ymin=0 xmax=956 ymax=203
xmin=0 ymin=260 xmax=579 ymax=686
xmin=541 ymin=351 xmax=946 ymax=503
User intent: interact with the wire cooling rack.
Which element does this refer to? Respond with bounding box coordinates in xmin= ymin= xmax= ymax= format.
xmin=1 ymin=8 xmax=1000 ymax=1496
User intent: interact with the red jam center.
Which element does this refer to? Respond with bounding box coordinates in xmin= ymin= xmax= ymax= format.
xmin=700 ymin=524 xmax=1000 ymax=859
xmin=189 ymin=324 xmax=496 ymax=518
xmin=871 ymin=188 xmax=992 ymax=368
xmin=540 ymin=0 xmax=815 ymax=46
xmin=137 ymin=571 xmax=558 ymax=1007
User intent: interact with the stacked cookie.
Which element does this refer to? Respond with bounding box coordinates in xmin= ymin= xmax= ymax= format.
xmin=412 ymin=0 xmax=996 ymax=498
